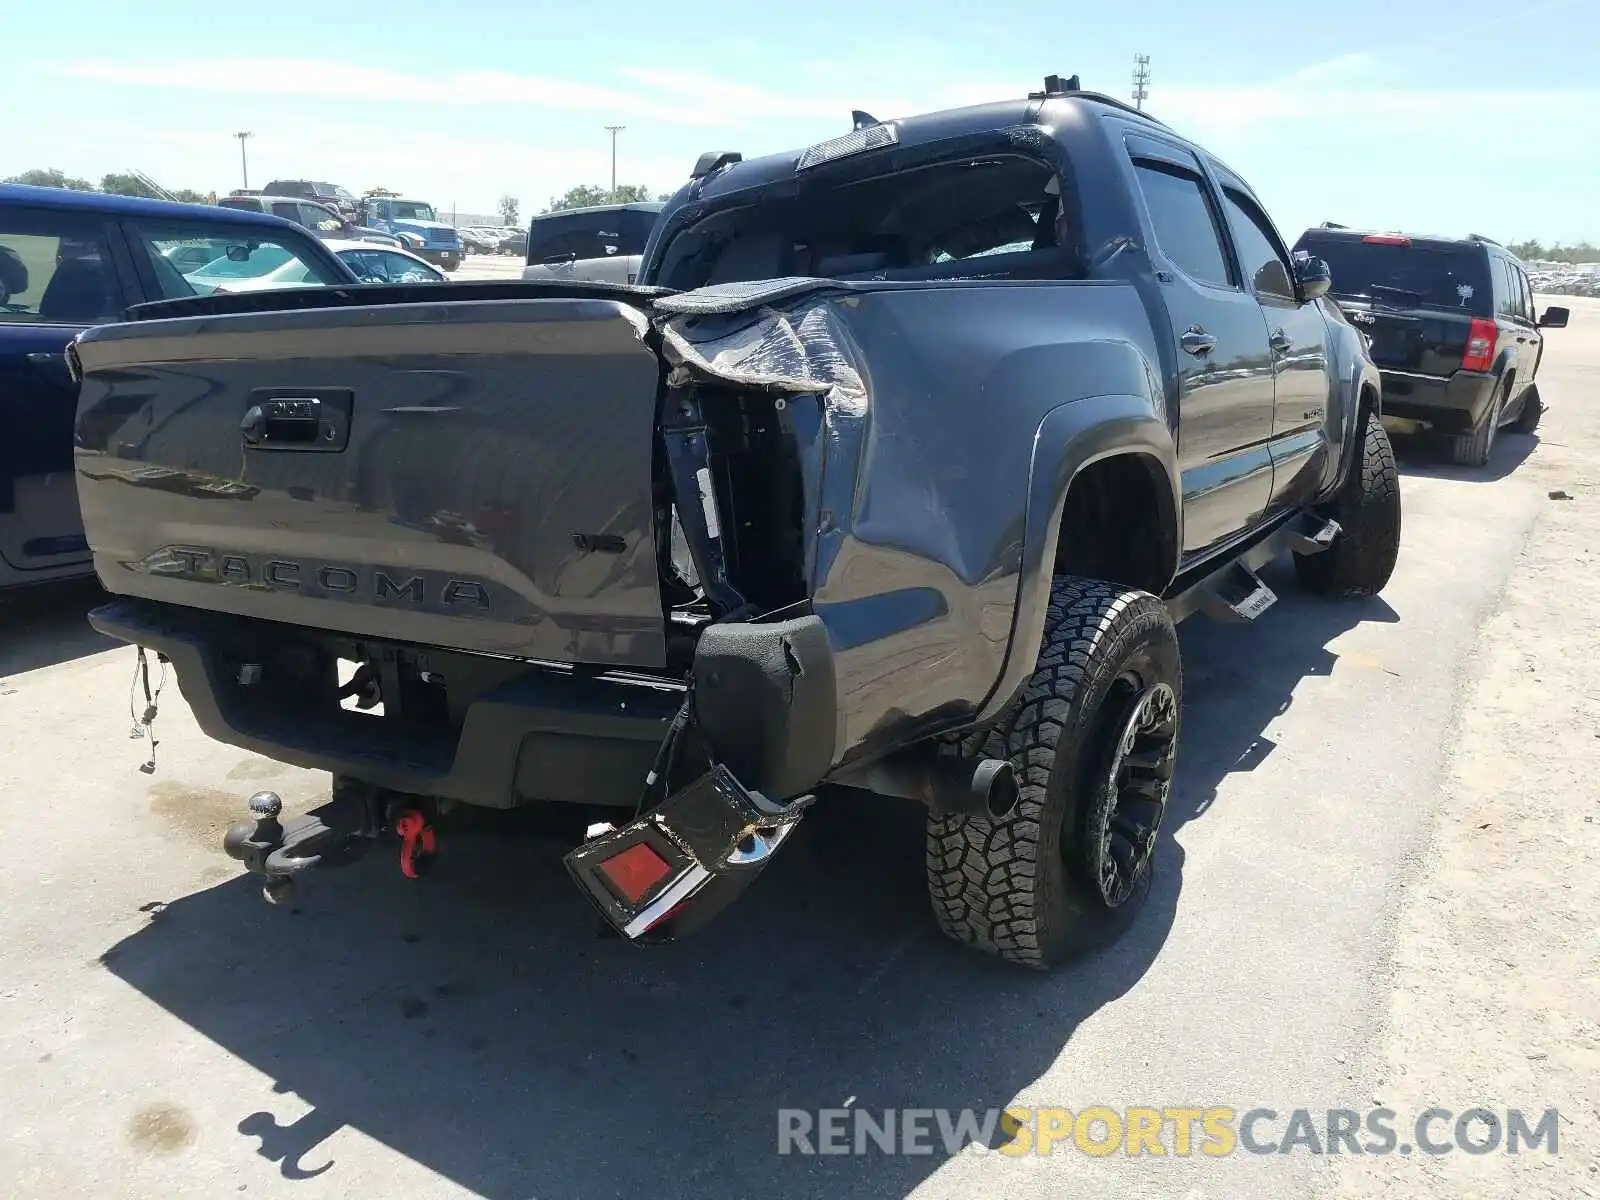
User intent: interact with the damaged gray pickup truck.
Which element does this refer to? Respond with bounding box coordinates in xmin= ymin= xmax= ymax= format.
xmin=71 ymin=76 xmax=1399 ymax=969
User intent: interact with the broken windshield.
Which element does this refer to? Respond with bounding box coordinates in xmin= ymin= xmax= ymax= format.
xmin=653 ymin=153 xmax=1080 ymax=290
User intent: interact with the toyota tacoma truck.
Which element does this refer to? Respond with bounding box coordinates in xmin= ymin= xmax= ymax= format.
xmin=70 ymin=76 xmax=1399 ymax=969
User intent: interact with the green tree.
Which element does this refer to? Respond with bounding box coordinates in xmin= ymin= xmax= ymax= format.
xmin=99 ymin=172 xmax=164 ymax=199
xmin=171 ymin=188 xmax=208 ymax=204
xmin=497 ymin=195 xmax=521 ymax=226
xmin=542 ymin=184 xmax=611 ymax=213
xmin=541 ymin=183 xmax=659 ymax=213
xmin=5 ymin=167 xmax=94 ymax=191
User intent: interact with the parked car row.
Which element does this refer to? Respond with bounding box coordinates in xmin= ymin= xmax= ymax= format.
xmin=1526 ymin=263 xmax=1600 ymax=297
xmin=458 ymin=225 xmax=526 ymax=255
xmin=220 ymin=192 xmax=402 ymax=249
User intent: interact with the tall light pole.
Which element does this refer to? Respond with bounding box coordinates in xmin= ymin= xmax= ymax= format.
xmin=605 ymin=125 xmax=625 ymax=199
xmin=234 ymin=131 xmax=254 ymax=190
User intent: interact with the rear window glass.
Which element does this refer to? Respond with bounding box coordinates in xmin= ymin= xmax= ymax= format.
xmin=1297 ymin=234 xmax=1492 ymax=315
xmin=527 ymin=208 xmax=658 ymax=264
xmin=652 ymin=156 xmax=1075 ymax=289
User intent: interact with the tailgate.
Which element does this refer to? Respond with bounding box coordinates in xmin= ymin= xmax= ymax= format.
xmin=1343 ymin=302 xmax=1470 ymax=375
xmin=72 ymin=294 xmax=669 ymax=668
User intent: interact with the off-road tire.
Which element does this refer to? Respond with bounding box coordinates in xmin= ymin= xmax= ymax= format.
xmin=1450 ymin=380 xmax=1506 ymax=467
xmin=926 ymin=578 xmax=1181 ymax=970
xmin=1509 ymin=385 xmax=1543 ymax=435
xmin=1294 ymin=406 xmax=1401 ymax=598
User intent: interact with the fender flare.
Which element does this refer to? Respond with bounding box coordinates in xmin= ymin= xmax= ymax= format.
xmin=978 ymin=393 xmax=1180 ymax=722
xmin=1334 ymin=338 xmax=1383 ymax=488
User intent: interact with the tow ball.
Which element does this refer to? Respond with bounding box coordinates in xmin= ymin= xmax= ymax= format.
xmin=222 ymin=786 xmax=421 ymax=904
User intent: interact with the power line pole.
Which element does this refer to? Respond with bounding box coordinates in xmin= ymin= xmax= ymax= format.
xmin=605 ymin=125 xmax=625 ymax=199
xmin=234 ymin=131 xmax=254 ymax=190
xmin=1131 ymin=55 xmax=1151 ymax=111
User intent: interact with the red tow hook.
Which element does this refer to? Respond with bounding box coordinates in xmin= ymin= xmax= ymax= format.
xmin=394 ymin=808 xmax=436 ymax=879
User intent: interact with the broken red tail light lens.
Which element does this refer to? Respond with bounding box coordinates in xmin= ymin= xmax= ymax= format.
xmin=1462 ymin=317 xmax=1498 ymax=372
xmin=596 ymin=841 xmax=673 ymax=904
xmin=1361 ymin=233 xmax=1411 ymax=246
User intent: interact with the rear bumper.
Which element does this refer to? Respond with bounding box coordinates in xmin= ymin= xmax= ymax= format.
xmin=420 ymin=249 xmax=461 ymax=268
xmin=1378 ymin=368 xmax=1498 ymax=433
xmin=87 ymin=599 xmax=838 ymax=809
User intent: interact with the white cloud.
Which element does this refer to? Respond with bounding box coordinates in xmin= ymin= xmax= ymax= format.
xmin=52 ymin=59 xmax=738 ymax=128
xmin=28 ymin=54 xmax=1600 ymax=239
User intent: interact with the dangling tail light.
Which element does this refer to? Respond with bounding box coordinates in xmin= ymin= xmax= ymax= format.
xmin=565 ymin=765 xmax=813 ymax=941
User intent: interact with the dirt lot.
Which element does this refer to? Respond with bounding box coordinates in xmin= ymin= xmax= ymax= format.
xmin=0 ymin=300 xmax=1595 ymax=1200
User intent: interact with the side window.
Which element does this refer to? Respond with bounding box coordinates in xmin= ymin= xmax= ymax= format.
xmin=527 ymin=221 xmax=578 ymax=263
xmin=1220 ymin=187 xmax=1296 ymax=302
xmin=1130 ymin=160 xmax=1233 ymax=288
xmin=1515 ymin=266 xmax=1534 ymax=322
xmin=300 ymin=204 xmax=344 ymax=234
xmin=270 ymin=201 xmax=302 ymax=224
xmin=1494 ymin=258 xmax=1518 ymax=318
xmin=341 ymin=250 xmax=385 ymax=282
xmin=125 ymin=220 xmax=346 ymax=299
xmin=376 ymin=251 xmax=439 ymax=282
xmin=0 ymin=210 xmax=120 ymax=325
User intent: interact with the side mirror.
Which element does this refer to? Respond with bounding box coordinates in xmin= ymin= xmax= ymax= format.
xmin=1294 ymin=255 xmax=1333 ymax=301
xmin=1538 ymin=306 xmax=1569 ymax=329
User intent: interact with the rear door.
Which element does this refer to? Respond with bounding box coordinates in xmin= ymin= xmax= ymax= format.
xmin=1122 ymin=134 xmax=1276 ymax=557
xmin=1212 ymin=171 xmax=1333 ymax=512
xmin=1501 ymin=256 xmax=1541 ymax=396
xmin=1515 ymin=263 xmax=1545 ymax=382
xmin=0 ymin=204 xmax=131 ymax=578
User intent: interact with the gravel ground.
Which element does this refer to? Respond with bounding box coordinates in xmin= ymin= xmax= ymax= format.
xmin=0 ymin=298 xmax=1594 ymax=1200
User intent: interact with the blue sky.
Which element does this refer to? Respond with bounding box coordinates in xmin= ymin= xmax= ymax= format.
xmin=8 ymin=0 xmax=1598 ymax=241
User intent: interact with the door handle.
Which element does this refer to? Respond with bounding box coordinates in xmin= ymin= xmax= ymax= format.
xmin=1181 ymin=327 xmax=1218 ymax=356
xmin=240 ymin=392 xmax=352 ymax=452
xmin=1269 ymin=329 xmax=1292 ymax=354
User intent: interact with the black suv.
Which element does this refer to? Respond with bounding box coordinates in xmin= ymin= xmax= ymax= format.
xmin=1294 ymin=227 xmax=1568 ymax=466
xmin=261 ymin=179 xmax=360 ymax=219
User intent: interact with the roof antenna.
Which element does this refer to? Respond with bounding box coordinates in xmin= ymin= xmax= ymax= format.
xmin=851 ymin=110 xmax=880 ymax=131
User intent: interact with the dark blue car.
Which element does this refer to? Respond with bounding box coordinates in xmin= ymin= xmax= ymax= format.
xmin=0 ymin=185 xmax=358 ymax=591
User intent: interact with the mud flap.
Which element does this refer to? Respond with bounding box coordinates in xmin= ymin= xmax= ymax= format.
xmin=563 ymin=765 xmax=813 ymax=941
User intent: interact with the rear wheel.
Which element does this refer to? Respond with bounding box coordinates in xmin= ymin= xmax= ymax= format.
xmin=1509 ymin=384 xmax=1543 ymax=435
xmin=925 ymin=578 xmax=1181 ymax=970
xmin=1295 ymin=405 xmax=1401 ymax=598
xmin=1451 ymin=380 xmax=1506 ymax=467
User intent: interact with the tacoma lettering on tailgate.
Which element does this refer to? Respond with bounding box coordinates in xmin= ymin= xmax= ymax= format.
xmin=149 ymin=548 xmax=505 ymax=617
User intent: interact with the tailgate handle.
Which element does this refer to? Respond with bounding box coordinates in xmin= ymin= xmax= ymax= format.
xmin=241 ymin=392 xmax=352 ymax=452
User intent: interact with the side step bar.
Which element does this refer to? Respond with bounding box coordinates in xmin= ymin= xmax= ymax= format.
xmin=1167 ymin=511 xmax=1340 ymax=625
xmin=1196 ymin=563 xmax=1278 ymax=624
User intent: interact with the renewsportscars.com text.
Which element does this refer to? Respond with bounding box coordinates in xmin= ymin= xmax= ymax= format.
xmin=776 ymin=1106 xmax=1560 ymax=1158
